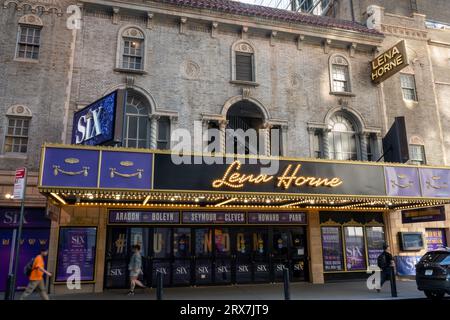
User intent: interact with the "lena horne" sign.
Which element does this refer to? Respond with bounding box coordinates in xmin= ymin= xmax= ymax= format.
xmin=371 ymin=40 xmax=408 ymax=83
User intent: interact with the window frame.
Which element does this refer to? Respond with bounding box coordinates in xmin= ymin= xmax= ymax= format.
xmin=123 ymin=93 xmax=150 ymax=149
xmin=15 ymin=24 xmax=42 ymax=61
xmin=3 ymin=116 xmax=31 ymax=154
xmin=115 ymin=26 xmax=146 ymax=73
xmin=409 ymin=144 xmax=426 ymax=165
xmin=329 ymin=54 xmax=352 ymax=95
xmin=400 ymin=73 xmax=418 ymax=101
xmin=156 ymin=116 xmax=171 ymax=150
xmin=231 ymin=40 xmax=257 ymax=84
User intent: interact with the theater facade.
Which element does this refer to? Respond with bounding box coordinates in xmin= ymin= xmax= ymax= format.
xmin=39 ymin=144 xmax=450 ymax=293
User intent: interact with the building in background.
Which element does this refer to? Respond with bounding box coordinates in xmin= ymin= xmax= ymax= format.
xmin=0 ymin=0 xmax=449 ymax=295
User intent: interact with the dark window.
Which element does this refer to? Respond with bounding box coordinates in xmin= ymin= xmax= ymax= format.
xmin=235 ymin=52 xmax=253 ymax=82
xmin=157 ymin=117 xmax=171 ymax=150
xmin=400 ymin=74 xmax=418 ymax=101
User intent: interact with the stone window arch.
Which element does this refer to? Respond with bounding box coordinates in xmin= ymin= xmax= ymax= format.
xmin=116 ymin=26 xmax=146 ymax=72
xmin=327 ymin=111 xmax=359 ymax=160
xmin=3 ymin=105 xmax=32 ymax=154
xmin=329 ymin=54 xmax=352 ymax=93
xmin=231 ymin=40 xmax=256 ymax=83
xmin=124 ymin=90 xmax=151 ymax=148
xmin=16 ymin=14 xmax=43 ymax=60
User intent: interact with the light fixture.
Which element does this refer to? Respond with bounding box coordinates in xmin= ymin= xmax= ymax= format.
xmin=244 ymin=199 xmax=249 ymax=203
xmin=265 ymin=199 xmax=271 ymax=204
xmin=143 ymin=195 xmax=151 ymax=205
xmin=115 ymin=195 xmax=121 ymax=200
xmin=5 ymin=193 xmax=13 ymax=199
xmin=215 ymin=198 xmax=237 ymax=207
xmin=195 ymin=198 xmax=200 ymax=203
xmin=50 ymin=193 xmax=67 ymax=205
xmin=87 ymin=193 xmax=94 ymax=200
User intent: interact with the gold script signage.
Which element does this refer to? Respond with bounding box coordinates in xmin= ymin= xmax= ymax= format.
xmin=212 ymin=161 xmax=343 ymax=190
xmin=371 ymin=40 xmax=409 ymax=83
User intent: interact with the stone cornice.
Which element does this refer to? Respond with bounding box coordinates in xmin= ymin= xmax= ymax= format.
xmin=81 ymin=0 xmax=383 ymax=50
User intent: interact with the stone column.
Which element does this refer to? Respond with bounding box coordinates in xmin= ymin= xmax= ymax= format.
xmin=307 ymin=210 xmax=325 ymax=284
xmin=262 ymin=122 xmax=272 ymax=156
xmin=307 ymin=127 xmax=316 ymax=158
xmin=360 ymin=132 xmax=369 ymax=161
xmin=280 ymin=125 xmax=288 ymax=157
xmin=219 ymin=120 xmax=228 ymax=154
xmin=323 ymin=128 xmax=331 ymax=159
xmin=150 ymin=115 xmax=159 ymax=149
xmin=375 ymin=132 xmax=383 ymax=161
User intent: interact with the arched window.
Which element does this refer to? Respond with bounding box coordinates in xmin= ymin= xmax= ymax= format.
xmin=329 ymin=55 xmax=351 ymax=93
xmin=16 ymin=15 xmax=43 ymax=60
xmin=124 ymin=92 xmax=150 ymax=148
xmin=117 ymin=27 xmax=145 ymax=71
xmin=232 ymin=41 xmax=255 ymax=82
xmin=328 ymin=112 xmax=358 ymax=160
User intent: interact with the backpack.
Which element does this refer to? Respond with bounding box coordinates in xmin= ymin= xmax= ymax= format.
xmin=24 ymin=258 xmax=35 ymax=277
xmin=377 ymin=252 xmax=388 ymax=269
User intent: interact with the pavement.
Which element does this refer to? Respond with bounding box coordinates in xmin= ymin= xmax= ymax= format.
xmin=2 ymin=279 xmax=443 ymax=300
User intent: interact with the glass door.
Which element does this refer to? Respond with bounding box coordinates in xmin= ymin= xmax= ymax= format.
xmin=151 ymin=228 xmax=171 ymax=286
xmin=252 ymin=228 xmax=270 ymax=283
xmin=214 ymin=227 xmax=232 ymax=284
xmin=290 ymin=228 xmax=308 ymax=282
xmin=234 ymin=229 xmax=253 ymax=283
xmin=272 ymin=228 xmax=290 ymax=282
xmin=172 ymin=228 xmax=192 ymax=286
xmin=194 ymin=228 xmax=213 ymax=285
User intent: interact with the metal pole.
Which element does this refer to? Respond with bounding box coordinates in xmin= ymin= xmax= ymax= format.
xmin=283 ymin=267 xmax=290 ymax=300
xmin=389 ymin=266 xmax=397 ymax=297
xmin=4 ymin=230 xmax=17 ymax=300
xmin=156 ymin=272 xmax=163 ymax=300
xmin=10 ymin=172 xmax=27 ymax=300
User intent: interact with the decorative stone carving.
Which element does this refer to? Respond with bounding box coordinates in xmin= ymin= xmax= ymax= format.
xmin=235 ymin=42 xmax=254 ymax=54
xmin=241 ymin=26 xmax=248 ymax=39
xmin=211 ymin=21 xmax=218 ymax=38
xmin=180 ymin=17 xmax=187 ymax=34
xmin=182 ymin=60 xmax=200 ymax=80
xmin=6 ymin=105 xmax=32 ymax=117
xmin=349 ymin=43 xmax=357 ymax=57
xmin=270 ymin=30 xmax=277 ymax=47
xmin=331 ymin=55 xmax=348 ymax=66
xmin=146 ymin=12 xmax=153 ymax=30
xmin=289 ymin=73 xmax=302 ymax=88
xmin=125 ymin=76 xmax=135 ymax=87
xmin=122 ymin=27 xmax=144 ymax=39
xmin=323 ymin=39 xmax=331 ymax=54
xmin=4 ymin=0 xmax=63 ymax=16
xmin=242 ymin=87 xmax=251 ymax=100
xmin=297 ymin=34 xmax=305 ymax=51
xmin=18 ymin=14 xmax=43 ymax=26
xmin=112 ymin=7 xmax=120 ymax=25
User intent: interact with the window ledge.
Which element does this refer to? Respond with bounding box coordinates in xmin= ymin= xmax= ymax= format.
xmin=0 ymin=153 xmax=28 ymax=160
xmin=14 ymin=58 xmax=39 ymax=64
xmin=329 ymin=91 xmax=356 ymax=97
xmin=230 ymin=80 xmax=260 ymax=87
xmin=114 ymin=68 xmax=147 ymax=75
xmin=403 ymin=99 xmax=419 ymax=104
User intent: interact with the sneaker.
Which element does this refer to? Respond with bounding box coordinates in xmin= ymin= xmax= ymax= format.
xmin=127 ymin=291 xmax=135 ymax=296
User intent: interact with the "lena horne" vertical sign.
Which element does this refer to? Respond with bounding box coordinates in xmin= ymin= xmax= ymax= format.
xmin=371 ymin=40 xmax=409 ymax=83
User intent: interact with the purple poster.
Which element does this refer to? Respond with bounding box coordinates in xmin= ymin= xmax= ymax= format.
xmin=248 ymin=212 xmax=307 ymax=224
xmin=366 ymin=227 xmax=385 ymax=266
xmin=56 ymin=227 xmax=97 ymax=282
xmin=99 ymin=151 xmax=153 ymax=190
xmin=419 ymin=168 xmax=450 ymax=198
xmin=426 ymin=229 xmax=447 ymax=251
xmin=321 ymin=227 xmax=344 ymax=272
xmin=0 ymin=207 xmax=51 ymax=229
xmin=109 ymin=210 xmax=179 ymax=224
xmin=344 ymin=226 xmax=366 ymax=271
xmin=395 ymin=256 xmax=421 ymax=276
xmin=384 ymin=166 xmax=421 ymax=197
xmin=182 ymin=212 xmax=245 ymax=224
xmin=41 ymin=147 xmax=100 ymax=188
xmin=0 ymin=229 xmax=50 ymax=291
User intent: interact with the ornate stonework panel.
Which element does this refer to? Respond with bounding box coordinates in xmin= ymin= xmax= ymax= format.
xmin=6 ymin=105 xmax=32 ymax=117
xmin=3 ymin=0 xmax=63 ymax=16
xmin=122 ymin=27 xmax=144 ymax=39
xmin=182 ymin=60 xmax=200 ymax=80
xmin=331 ymin=55 xmax=348 ymax=66
xmin=18 ymin=14 xmax=43 ymax=26
xmin=289 ymin=73 xmax=302 ymax=88
xmin=235 ymin=42 xmax=254 ymax=54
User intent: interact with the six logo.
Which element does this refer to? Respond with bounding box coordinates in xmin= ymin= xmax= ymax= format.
xmin=67 ymin=5 xmax=82 ymax=30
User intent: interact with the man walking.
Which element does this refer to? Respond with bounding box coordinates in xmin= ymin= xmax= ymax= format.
xmin=20 ymin=247 xmax=52 ymax=300
xmin=376 ymin=243 xmax=394 ymax=292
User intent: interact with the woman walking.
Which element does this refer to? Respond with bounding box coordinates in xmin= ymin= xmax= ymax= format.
xmin=128 ymin=244 xmax=147 ymax=295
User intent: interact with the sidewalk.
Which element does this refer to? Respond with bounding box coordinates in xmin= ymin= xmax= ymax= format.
xmin=2 ymin=279 xmax=434 ymax=300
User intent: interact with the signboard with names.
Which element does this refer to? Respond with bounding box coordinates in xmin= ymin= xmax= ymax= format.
xmin=13 ymin=168 xmax=26 ymax=200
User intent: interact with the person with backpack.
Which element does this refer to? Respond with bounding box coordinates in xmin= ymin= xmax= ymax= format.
xmin=376 ymin=243 xmax=394 ymax=292
xmin=20 ymin=247 xmax=52 ymax=300
xmin=127 ymin=244 xmax=147 ymax=296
